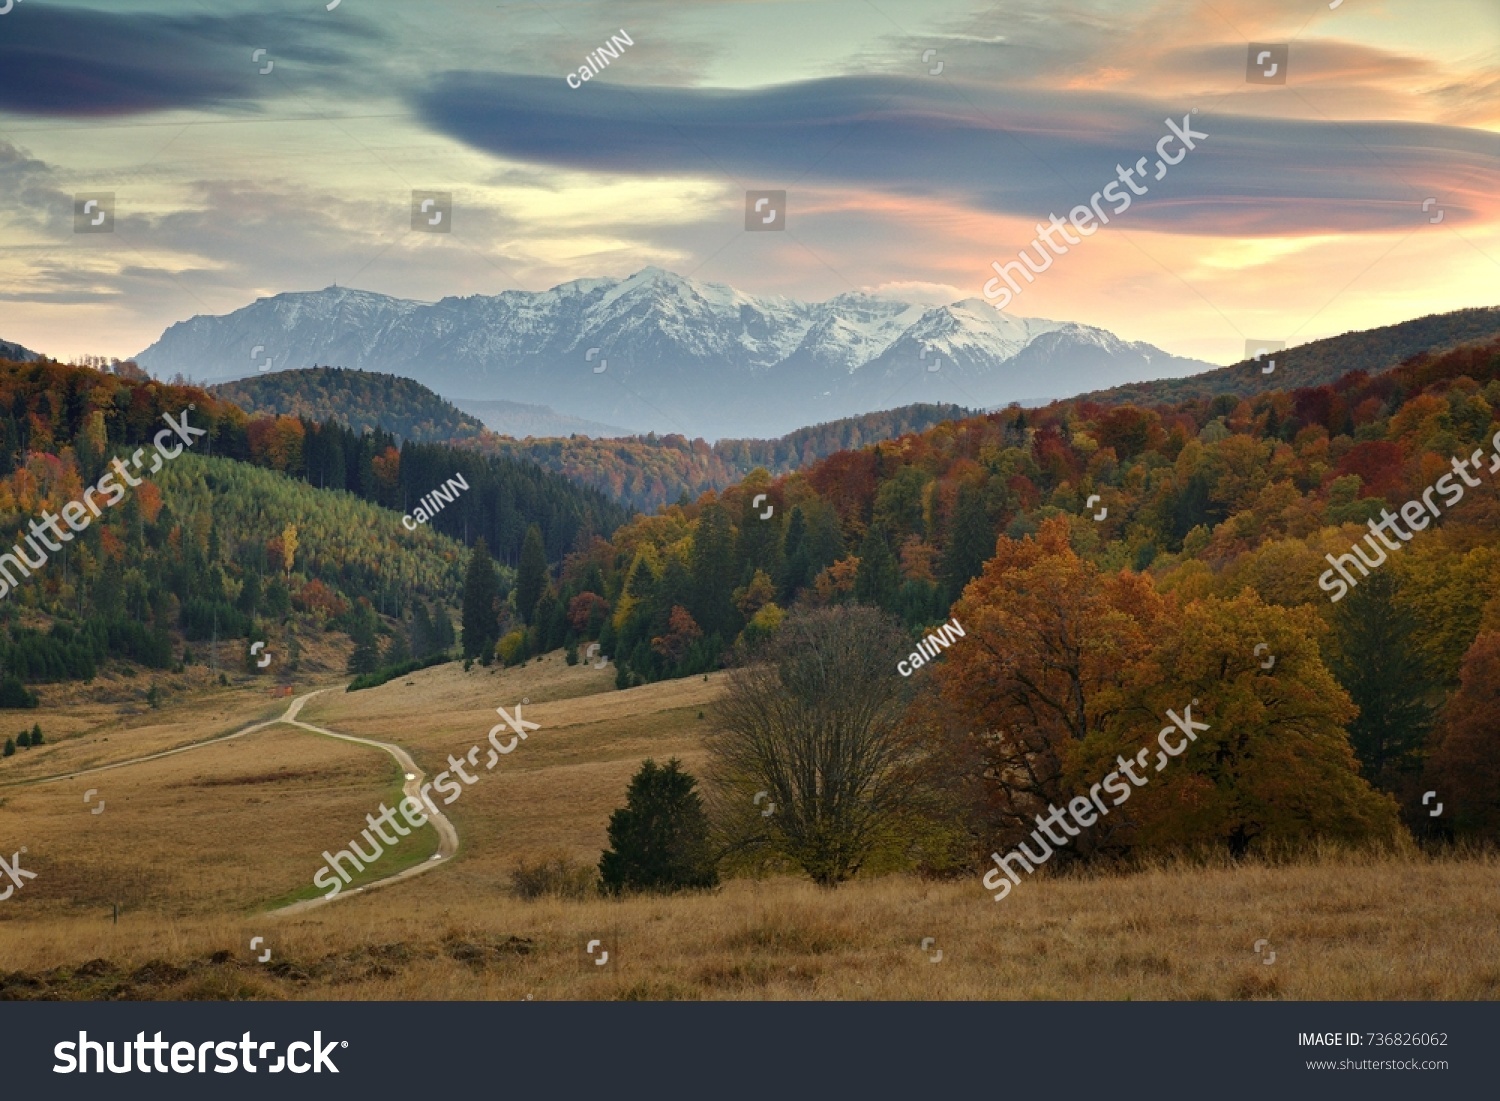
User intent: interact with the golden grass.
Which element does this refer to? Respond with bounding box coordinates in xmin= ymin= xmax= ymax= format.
xmin=2 ymin=653 xmax=1498 ymax=1000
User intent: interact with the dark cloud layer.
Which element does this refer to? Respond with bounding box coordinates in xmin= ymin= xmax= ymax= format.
xmin=0 ymin=6 xmax=379 ymax=117
xmin=415 ymin=72 xmax=1500 ymax=235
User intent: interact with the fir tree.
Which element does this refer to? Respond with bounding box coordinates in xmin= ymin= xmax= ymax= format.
xmin=461 ymin=538 xmax=501 ymax=659
xmin=516 ymin=523 xmax=548 ymax=626
xmin=1330 ymin=570 xmax=1435 ymax=789
xmin=941 ymin=485 xmax=992 ymax=600
xmin=854 ymin=524 xmax=900 ymax=610
xmin=598 ymin=759 xmax=718 ymax=894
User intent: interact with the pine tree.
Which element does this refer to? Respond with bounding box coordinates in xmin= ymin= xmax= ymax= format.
xmin=941 ymin=485 xmax=992 ymax=600
xmin=347 ymin=604 xmax=382 ymax=675
xmin=516 ymin=524 xmax=548 ymax=626
xmin=2 ymin=737 xmax=12 ymax=758
xmin=383 ymin=631 xmax=412 ymax=668
xmin=690 ymin=502 xmax=737 ymax=638
xmin=433 ymin=604 xmax=455 ymax=651
xmin=16 ymin=728 xmax=29 ymax=748
xmin=410 ymin=600 xmax=435 ymax=659
xmin=854 ymin=524 xmax=900 ymax=610
xmin=1329 ymin=570 xmax=1435 ymax=789
xmin=29 ymin=724 xmax=41 ymax=746
xmin=598 ymin=759 xmax=718 ymax=894
xmin=461 ymin=538 xmax=501 ymax=659
xmin=780 ymin=506 xmax=809 ymax=599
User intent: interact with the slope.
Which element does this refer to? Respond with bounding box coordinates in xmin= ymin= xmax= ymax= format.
xmin=1081 ymin=306 xmax=1500 ymax=407
xmin=211 ymin=366 xmax=488 ymax=443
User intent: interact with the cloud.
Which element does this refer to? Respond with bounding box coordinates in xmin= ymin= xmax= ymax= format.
xmin=0 ymin=6 xmax=381 ymax=117
xmin=414 ymin=72 xmax=1500 ymax=236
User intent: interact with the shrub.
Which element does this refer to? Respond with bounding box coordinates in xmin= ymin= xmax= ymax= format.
xmin=508 ymin=852 xmax=598 ymax=901
xmin=496 ymin=629 xmax=528 ymax=667
xmin=346 ymin=651 xmax=452 ymax=692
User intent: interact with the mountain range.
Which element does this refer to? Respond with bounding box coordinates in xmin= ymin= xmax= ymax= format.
xmin=133 ymin=268 xmax=1211 ymax=439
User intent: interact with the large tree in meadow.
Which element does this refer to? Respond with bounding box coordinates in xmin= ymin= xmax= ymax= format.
xmin=709 ymin=605 xmax=917 ymax=886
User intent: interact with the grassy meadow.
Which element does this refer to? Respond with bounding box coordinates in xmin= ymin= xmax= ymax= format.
xmin=1 ymin=653 xmax=1497 ymax=1001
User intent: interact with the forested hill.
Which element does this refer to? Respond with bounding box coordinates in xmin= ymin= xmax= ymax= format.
xmin=522 ymin=335 xmax=1500 ymax=845
xmin=479 ymin=402 xmax=975 ymax=511
xmin=209 ymin=366 xmax=971 ymax=511
xmin=1082 ymin=305 xmax=1500 ymax=407
xmin=211 ymin=366 xmax=487 ymax=444
xmin=0 ymin=339 xmax=40 ymax=363
xmin=0 ymin=357 xmax=629 ymax=696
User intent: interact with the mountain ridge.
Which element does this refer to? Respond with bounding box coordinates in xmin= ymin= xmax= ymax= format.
xmin=134 ymin=268 xmax=1211 ymax=438
xmin=1080 ymin=306 xmax=1500 ymax=407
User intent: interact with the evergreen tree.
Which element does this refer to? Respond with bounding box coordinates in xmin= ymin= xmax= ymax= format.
xmin=263 ymin=577 xmax=292 ymax=620
xmin=383 ymin=630 xmax=412 ymax=668
xmin=854 ymin=524 xmax=900 ymax=610
xmin=2 ymin=737 xmax=12 ymax=757
xmin=0 ymin=676 xmax=37 ymax=709
xmin=780 ymin=506 xmax=809 ymax=599
xmin=516 ymin=523 xmax=548 ymax=626
xmin=432 ymin=603 xmax=456 ymax=651
xmin=941 ymin=485 xmax=992 ymax=600
xmin=16 ymin=728 xmax=28 ymax=748
xmin=236 ymin=571 xmax=261 ymax=617
xmin=1329 ymin=571 xmax=1435 ymax=789
xmin=410 ymin=599 xmax=435 ymax=659
xmin=346 ymin=603 xmax=382 ymax=676
xmin=598 ymin=758 xmax=718 ymax=894
xmin=30 ymin=723 xmax=41 ymax=746
xmin=690 ymin=502 xmax=737 ymax=639
xmin=461 ymin=538 xmax=501 ymax=659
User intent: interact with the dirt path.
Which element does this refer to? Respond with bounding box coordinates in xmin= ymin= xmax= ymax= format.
xmin=271 ymin=691 xmax=459 ymax=916
xmin=12 ymin=687 xmax=458 ymax=913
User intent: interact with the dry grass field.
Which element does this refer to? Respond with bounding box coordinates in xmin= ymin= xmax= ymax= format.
xmin=2 ymin=653 xmax=1498 ymax=1001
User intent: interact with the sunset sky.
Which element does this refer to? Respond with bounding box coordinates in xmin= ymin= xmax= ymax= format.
xmin=1 ymin=0 xmax=1497 ymax=367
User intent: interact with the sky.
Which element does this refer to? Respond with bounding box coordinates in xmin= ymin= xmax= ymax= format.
xmin=0 ymin=0 xmax=1497 ymax=366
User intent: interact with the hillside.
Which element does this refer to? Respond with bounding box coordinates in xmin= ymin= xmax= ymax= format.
xmin=211 ymin=366 xmax=488 ymax=443
xmin=1083 ymin=305 xmax=1500 ymax=407
xmin=503 ymin=336 xmax=1500 ymax=852
xmin=205 ymin=365 xmax=969 ymax=510
xmin=0 ymin=360 xmax=628 ymax=695
xmin=0 ymin=339 xmax=40 ymax=362
xmin=480 ymin=402 xmax=974 ymax=511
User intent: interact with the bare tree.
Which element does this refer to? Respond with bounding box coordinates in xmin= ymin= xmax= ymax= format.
xmin=708 ymin=605 xmax=917 ymax=886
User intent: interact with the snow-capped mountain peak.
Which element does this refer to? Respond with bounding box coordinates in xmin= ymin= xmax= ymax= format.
xmin=135 ymin=269 xmax=1210 ymax=438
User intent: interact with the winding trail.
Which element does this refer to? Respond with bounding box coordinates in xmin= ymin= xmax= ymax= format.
xmin=273 ymin=691 xmax=459 ymax=916
xmin=11 ymin=687 xmax=458 ymax=914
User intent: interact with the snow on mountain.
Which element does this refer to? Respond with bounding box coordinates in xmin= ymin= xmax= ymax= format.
xmin=135 ymin=268 xmax=1211 ymax=438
